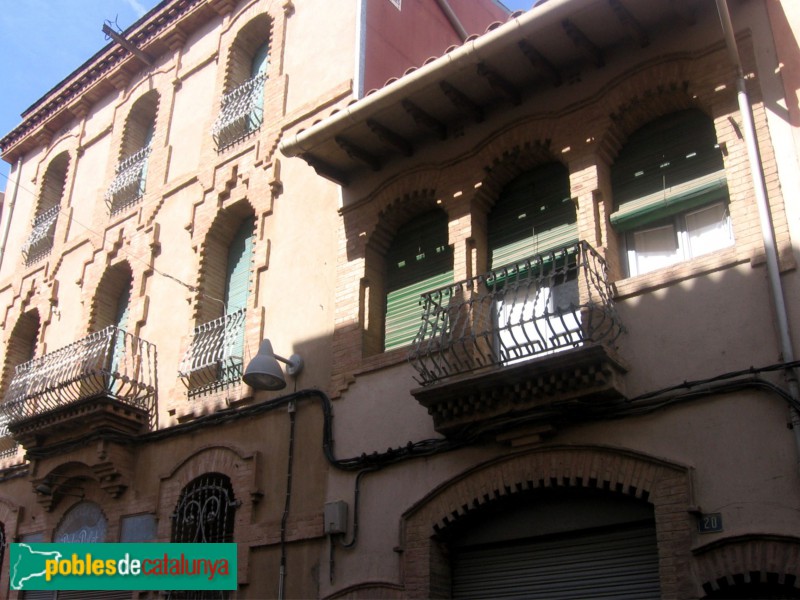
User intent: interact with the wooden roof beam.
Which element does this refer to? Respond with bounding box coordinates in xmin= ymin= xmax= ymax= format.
xmin=401 ymin=100 xmax=447 ymax=140
xmin=518 ymin=41 xmax=562 ymax=86
xmin=440 ymin=81 xmax=484 ymax=122
xmin=335 ymin=136 xmax=382 ymax=171
xmin=608 ymin=0 xmax=649 ymax=48
xmin=562 ymin=19 xmax=604 ymax=68
xmin=367 ymin=119 xmax=414 ymax=157
xmin=477 ymin=63 xmax=521 ymax=106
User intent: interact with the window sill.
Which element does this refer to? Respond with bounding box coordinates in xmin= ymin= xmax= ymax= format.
xmin=357 ymin=345 xmax=414 ymax=377
xmin=614 ymin=246 xmax=743 ymax=299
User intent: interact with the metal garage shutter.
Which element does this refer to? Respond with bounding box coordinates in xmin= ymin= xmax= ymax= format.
xmin=452 ymin=523 xmax=661 ymax=599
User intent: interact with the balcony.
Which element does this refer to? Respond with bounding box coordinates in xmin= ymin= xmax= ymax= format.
xmin=22 ymin=204 xmax=60 ymax=263
xmin=408 ymin=242 xmax=627 ymax=439
xmin=178 ymin=308 xmax=246 ymax=394
xmin=1 ymin=326 xmax=157 ymax=450
xmin=211 ymin=72 xmax=267 ymax=150
xmin=105 ymin=145 xmax=151 ymax=214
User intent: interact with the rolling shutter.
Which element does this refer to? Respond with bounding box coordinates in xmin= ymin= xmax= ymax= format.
xmin=452 ymin=523 xmax=661 ymax=599
xmin=610 ymin=109 xmax=729 ymax=231
xmin=385 ymin=211 xmax=452 ymax=351
xmin=488 ymin=162 xmax=576 ymax=270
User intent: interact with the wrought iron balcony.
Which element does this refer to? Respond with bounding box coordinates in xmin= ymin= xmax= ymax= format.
xmin=409 ymin=241 xmax=623 ymax=384
xmin=105 ymin=145 xmax=151 ymax=214
xmin=1 ymin=326 xmax=157 ymax=447
xmin=178 ymin=308 xmax=246 ymax=393
xmin=211 ymin=72 xmax=267 ymax=150
xmin=22 ymin=204 xmax=60 ymax=263
xmin=408 ymin=242 xmax=627 ymax=439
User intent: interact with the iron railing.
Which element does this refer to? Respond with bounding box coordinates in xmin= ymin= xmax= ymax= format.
xmin=22 ymin=204 xmax=60 ymax=262
xmin=0 ymin=415 xmax=17 ymax=458
xmin=178 ymin=308 xmax=246 ymax=391
xmin=408 ymin=241 xmax=623 ymax=385
xmin=105 ymin=145 xmax=152 ymax=214
xmin=1 ymin=326 xmax=158 ymax=427
xmin=211 ymin=72 xmax=267 ymax=150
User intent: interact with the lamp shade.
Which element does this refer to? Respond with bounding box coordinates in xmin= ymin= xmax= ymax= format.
xmin=243 ymin=340 xmax=287 ymax=390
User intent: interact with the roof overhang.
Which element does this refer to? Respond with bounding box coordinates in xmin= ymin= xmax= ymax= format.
xmin=279 ymin=0 xmax=716 ymax=186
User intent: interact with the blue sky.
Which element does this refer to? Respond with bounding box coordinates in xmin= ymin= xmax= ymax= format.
xmin=0 ymin=0 xmax=532 ymax=188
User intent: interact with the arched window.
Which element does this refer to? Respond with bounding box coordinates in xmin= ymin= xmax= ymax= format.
xmin=90 ymin=263 xmax=133 ymax=380
xmin=23 ymin=153 xmax=69 ymax=263
xmin=212 ymin=15 xmax=271 ymax=150
xmin=384 ymin=210 xmax=453 ymax=351
xmin=487 ymin=163 xmax=580 ymax=361
xmin=611 ymin=109 xmax=733 ymax=277
xmin=0 ymin=310 xmax=39 ymax=456
xmin=54 ymin=501 xmax=108 ymax=543
xmin=179 ymin=213 xmax=255 ymax=393
xmin=488 ymin=163 xmax=577 ymax=269
xmin=171 ymin=473 xmax=236 ymax=544
xmin=106 ymin=91 xmax=159 ymax=214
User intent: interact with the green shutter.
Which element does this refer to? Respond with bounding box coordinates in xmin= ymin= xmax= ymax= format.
xmin=139 ymin=123 xmax=154 ymax=197
xmin=385 ymin=211 xmax=452 ymax=351
xmin=224 ymin=218 xmax=255 ymax=364
xmin=250 ymin=43 xmax=269 ymax=130
xmin=225 ymin=217 xmax=255 ymax=314
xmin=110 ymin=281 xmax=131 ymax=374
xmin=610 ymin=109 xmax=729 ymax=231
xmin=488 ymin=162 xmax=577 ymax=270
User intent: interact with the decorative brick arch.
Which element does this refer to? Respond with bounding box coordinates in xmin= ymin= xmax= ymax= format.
xmin=400 ymin=445 xmax=695 ymax=599
xmin=192 ymin=197 xmax=257 ymax=326
xmin=158 ymin=444 xmax=259 ymax=581
xmin=695 ymin=534 xmax=800 ymax=597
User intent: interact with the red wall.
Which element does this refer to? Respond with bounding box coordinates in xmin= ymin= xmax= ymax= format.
xmin=363 ymin=0 xmax=510 ymax=93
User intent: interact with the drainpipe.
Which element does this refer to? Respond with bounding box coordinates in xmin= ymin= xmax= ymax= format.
xmin=434 ymin=0 xmax=468 ymax=42
xmin=715 ymin=0 xmax=800 ymax=464
xmin=0 ymin=158 xmax=22 ymax=273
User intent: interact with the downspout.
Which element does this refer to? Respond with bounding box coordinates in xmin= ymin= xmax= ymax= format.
xmin=0 ymin=158 xmax=22 ymax=273
xmin=715 ymin=0 xmax=800 ymax=464
xmin=434 ymin=0 xmax=469 ymax=42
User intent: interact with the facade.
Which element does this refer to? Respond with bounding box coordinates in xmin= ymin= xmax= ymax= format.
xmin=279 ymin=0 xmax=800 ymax=598
xmin=0 ymin=0 xmax=506 ymax=598
xmin=1 ymin=0 xmax=800 ymax=599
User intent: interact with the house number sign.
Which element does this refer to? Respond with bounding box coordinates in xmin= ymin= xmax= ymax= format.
xmin=697 ymin=512 xmax=723 ymax=534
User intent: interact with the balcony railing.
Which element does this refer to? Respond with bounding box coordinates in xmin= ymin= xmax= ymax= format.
xmin=408 ymin=242 xmax=623 ymax=386
xmin=105 ymin=145 xmax=151 ymax=214
xmin=22 ymin=204 xmax=60 ymax=262
xmin=211 ymin=72 xmax=267 ymax=150
xmin=1 ymin=326 xmax=157 ymax=429
xmin=178 ymin=308 xmax=246 ymax=392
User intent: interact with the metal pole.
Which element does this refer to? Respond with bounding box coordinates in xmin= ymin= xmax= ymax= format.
xmin=715 ymin=0 xmax=800 ymax=464
xmin=0 ymin=157 xmax=23 ymax=273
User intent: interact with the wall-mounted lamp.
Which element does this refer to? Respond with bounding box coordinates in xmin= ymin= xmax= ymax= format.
xmin=35 ymin=477 xmax=85 ymax=499
xmin=243 ymin=339 xmax=304 ymax=391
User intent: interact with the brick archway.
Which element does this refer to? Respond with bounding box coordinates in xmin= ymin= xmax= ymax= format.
xmin=400 ymin=445 xmax=695 ymax=599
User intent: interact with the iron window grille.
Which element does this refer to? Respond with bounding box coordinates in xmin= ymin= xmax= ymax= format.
xmin=211 ymin=72 xmax=267 ymax=150
xmin=178 ymin=308 xmax=246 ymax=393
xmin=105 ymin=145 xmax=152 ymax=214
xmin=22 ymin=204 xmax=60 ymax=263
